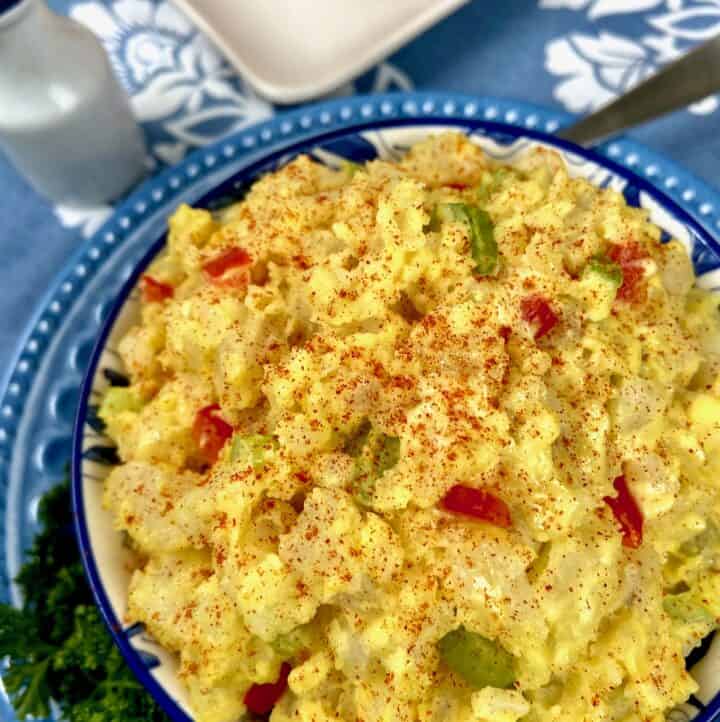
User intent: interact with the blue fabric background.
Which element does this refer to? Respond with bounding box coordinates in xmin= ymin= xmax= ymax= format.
xmin=1 ymin=0 xmax=719 ymax=378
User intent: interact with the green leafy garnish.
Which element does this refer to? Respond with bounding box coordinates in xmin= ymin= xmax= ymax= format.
xmin=346 ymin=422 xmax=400 ymax=506
xmin=438 ymin=626 xmax=516 ymax=689
xmin=230 ymin=433 xmax=278 ymax=468
xmin=0 ymin=479 xmax=167 ymax=721
xmin=430 ymin=203 xmax=498 ymax=276
xmin=0 ymin=607 xmax=54 ymax=718
xmin=582 ymin=255 xmax=623 ymax=288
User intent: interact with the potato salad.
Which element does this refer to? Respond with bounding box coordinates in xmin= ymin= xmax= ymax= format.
xmin=99 ymin=133 xmax=720 ymax=722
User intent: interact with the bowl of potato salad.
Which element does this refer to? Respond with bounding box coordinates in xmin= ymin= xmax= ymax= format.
xmin=73 ymin=100 xmax=720 ymax=722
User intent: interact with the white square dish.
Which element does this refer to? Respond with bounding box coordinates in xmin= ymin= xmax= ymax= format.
xmin=170 ymin=0 xmax=467 ymax=103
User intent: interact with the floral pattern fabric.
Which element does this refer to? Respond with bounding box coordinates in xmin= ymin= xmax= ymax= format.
xmin=70 ymin=0 xmax=273 ymax=166
xmin=542 ymin=0 xmax=720 ymax=115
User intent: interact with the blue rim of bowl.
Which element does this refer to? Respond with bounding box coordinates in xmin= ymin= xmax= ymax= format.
xmin=70 ymin=96 xmax=720 ymax=722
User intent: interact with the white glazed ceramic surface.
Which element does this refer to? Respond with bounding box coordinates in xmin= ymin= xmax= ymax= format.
xmin=75 ymin=118 xmax=720 ymax=722
xmin=170 ymin=0 xmax=467 ymax=103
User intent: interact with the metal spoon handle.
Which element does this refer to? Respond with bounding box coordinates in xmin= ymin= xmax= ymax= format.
xmin=558 ymin=34 xmax=720 ymax=146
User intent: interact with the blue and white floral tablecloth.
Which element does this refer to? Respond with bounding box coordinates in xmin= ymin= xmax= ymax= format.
xmin=2 ymin=0 xmax=719 ymax=375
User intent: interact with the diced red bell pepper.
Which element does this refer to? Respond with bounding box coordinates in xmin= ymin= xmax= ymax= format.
xmin=141 ymin=275 xmax=174 ymax=303
xmin=607 ymin=243 xmax=648 ymax=303
xmin=603 ymin=475 xmax=643 ymax=549
xmin=192 ymin=404 xmax=233 ymax=464
xmin=203 ymin=247 xmax=252 ymax=288
xmin=244 ymin=662 xmax=291 ymax=716
xmin=521 ymin=295 xmax=559 ymax=340
xmin=441 ymin=484 xmax=512 ymax=528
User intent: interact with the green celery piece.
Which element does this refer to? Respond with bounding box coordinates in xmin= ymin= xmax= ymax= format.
xmin=583 ymin=255 xmax=623 ymax=288
xmin=271 ymin=625 xmax=312 ymax=658
xmin=431 ymin=202 xmax=469 ymax=228
xmin=347 ymin=424 xmax=400 ymax=506
xmin=341 ymin=160 xmax=364 ymax=177
xmin=375 ymin=434 xmax=400 ymax=474
xmin=663 ymin=593 xmax=715 ymax=625
xmin=680 ymin=520 xmax=720 ymax=557
xmin=343 ymin=419 xmax=372 ymax=457
xmin=230 ymin=433 xmax=278 ymax=468
xmin=438 ymin=626 xmax=516 ymax=689
xmin=467 ymin=207 xmax=498 ymax=276
xmin=431 ymin=203 xmax=498 ymax=276
xmin=99 ymin=387 xmax=144 ymax=419
xmin=476 ymin=167 xmax=512 ymax=204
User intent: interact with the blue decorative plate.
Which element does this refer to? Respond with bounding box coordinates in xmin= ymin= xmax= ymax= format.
xmin=3 ymin=92 xmax=720 ymax=722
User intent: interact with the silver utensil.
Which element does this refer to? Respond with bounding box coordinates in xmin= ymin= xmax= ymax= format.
xmin=558 ymin=34 xmax=720 ymax=146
